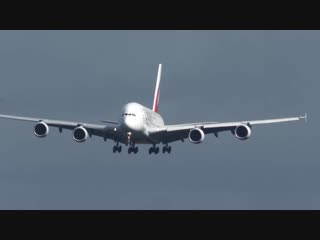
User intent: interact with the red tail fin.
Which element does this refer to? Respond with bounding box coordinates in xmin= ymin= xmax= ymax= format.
xmin=152 ymin=64 xmax=162 ymax=112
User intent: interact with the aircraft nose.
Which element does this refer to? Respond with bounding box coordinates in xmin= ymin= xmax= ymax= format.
xmin=123 ymin=117 xmax=142 ymax=131
xmin=123 ymin=117 xmax=131 ymax=128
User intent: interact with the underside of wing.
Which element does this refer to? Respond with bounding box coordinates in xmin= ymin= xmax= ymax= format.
xmin=0 ymin=113 xmax=121 ymax=141
xmin=149 ymin=114 xmax=307 ymax=144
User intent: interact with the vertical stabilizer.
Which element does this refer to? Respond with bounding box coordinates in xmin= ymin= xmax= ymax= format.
xmin=152 ymin=63 xmax=162 ymax=112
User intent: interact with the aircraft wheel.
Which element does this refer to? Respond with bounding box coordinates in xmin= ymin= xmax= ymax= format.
xmin=162 ymin=147 xmax=166 ymax=153
xmin=134 ymin=147 xmax=138 ymax=154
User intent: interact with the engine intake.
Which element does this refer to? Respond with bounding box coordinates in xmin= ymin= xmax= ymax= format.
xmin=235 ymin=124 xmax=251 ymax=140
xmin=34 ymin=122 xmax=49 ymax=137
xmin=73 ymin=126 xmax=89 ymax=142
xmin=188 ymin=128 xmax=205 ymax=144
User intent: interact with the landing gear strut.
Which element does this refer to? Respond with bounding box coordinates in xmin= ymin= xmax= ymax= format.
xmin=126 ymin=132 xmax=138 ymax=154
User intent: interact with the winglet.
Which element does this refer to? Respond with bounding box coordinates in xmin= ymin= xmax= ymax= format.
xmin=300 ymin=113 xmax=307 ymax=123
xmin=304 ymin=112 xmax=307 ymax=123
xmin=152 ymin=63 xmax=162 ymax=113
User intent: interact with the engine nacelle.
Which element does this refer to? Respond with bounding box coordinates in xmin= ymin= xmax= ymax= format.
xmin=234 ymin=124 xmax=252 ymax=140
xmin=34 ymin=122 xmax=49 ymax=137
xmin=73 ymin=126 xmax=89 ymax=142
xmin=188 ymin=128 xmax=205 ymax=144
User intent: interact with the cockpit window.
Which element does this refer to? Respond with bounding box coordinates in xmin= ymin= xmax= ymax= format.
xmin=122 ymin=113 xmax=136 ymax=117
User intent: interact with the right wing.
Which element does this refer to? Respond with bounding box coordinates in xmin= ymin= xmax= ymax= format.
xmin=149 ymin=114 xmax=307 ymax=144
xmin=0 ymin=113 xmax=121 ymax=140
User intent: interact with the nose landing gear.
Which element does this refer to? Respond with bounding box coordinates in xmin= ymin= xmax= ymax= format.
xmin=126 ymin=132 xmax=138 ymax=154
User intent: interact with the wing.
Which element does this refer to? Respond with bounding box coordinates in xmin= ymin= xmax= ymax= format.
xmin=0 ymin=113 xmax=120 ymax=140
xmin=149 ymin=114 xmax=307 ymax=144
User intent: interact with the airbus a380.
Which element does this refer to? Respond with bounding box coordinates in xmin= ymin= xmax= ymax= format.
xmin=0 ymin=64 xmax=307 ymax=154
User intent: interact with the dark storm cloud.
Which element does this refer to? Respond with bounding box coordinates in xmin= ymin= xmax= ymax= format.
xmin=0 ymin=30 xmax=317 ymax=209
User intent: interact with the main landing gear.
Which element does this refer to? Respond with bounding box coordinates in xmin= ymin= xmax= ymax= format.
xmin=149 ymin=144 xmax=172 ymax=154
xmin=113 ymin=142 xmax=171 ymax=155
xmin=162 ymin=145 xmax=172 ymax=154
xmin=149 ymin=145 xmax=160 ymax=154
xmin=113 ymin=142 xmax=122 ymax=153
xmin=128 ymin=145 xmax=138 ymax=154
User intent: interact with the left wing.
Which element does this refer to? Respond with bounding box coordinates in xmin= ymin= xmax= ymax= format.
xmin=149 ymin=114 xmax=307 ymax=144
xmin=0 ymin=113 xmax=118 ymax=139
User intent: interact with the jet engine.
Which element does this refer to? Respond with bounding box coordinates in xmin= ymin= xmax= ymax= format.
xmin=234 ymin=124 xmax=252 ymax=140
xmin=188 ymin=128 xmax=205 ymax=144
xmin=73 ymin=126 xmax=89 ymax=142
xmin=34 ymin=122 xmax=49 ymax=137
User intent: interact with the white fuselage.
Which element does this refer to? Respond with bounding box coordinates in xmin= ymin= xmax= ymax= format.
xmin=117 ymin=102 xmax=164 ymax=144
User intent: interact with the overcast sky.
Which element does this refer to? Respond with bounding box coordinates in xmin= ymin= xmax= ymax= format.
xmin=0 ymin=30 xmax=317 ymax=209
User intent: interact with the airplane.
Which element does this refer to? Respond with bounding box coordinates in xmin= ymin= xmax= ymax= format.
xmin=0 ymin=64 xmax=307 ymax=154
